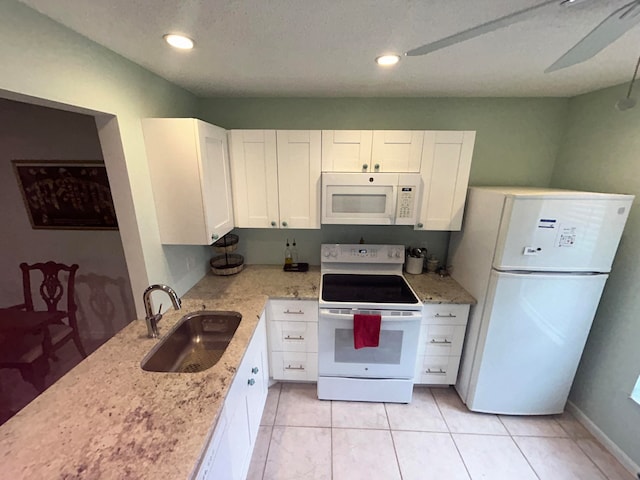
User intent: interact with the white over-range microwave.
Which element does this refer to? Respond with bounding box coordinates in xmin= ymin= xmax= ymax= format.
xmin=321 ymin=172 xmax=422 ymax=225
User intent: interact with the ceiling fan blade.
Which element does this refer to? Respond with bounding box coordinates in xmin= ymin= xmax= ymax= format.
xmin=545 ymin=0 xmax=640 ymax=72
xmin=405 ymin=0 xmax=559 ymax=57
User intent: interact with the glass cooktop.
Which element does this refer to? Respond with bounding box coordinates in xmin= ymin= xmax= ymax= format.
xmin=321 ymin=274 xmax=419 ymax=304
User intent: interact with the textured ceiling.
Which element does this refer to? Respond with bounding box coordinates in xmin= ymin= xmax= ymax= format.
xmin=19 ymin=0 xmax=640 ymax=97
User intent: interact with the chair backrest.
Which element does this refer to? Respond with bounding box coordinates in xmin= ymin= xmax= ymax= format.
xmin=20 ymin=261 xmax=79 ymax=314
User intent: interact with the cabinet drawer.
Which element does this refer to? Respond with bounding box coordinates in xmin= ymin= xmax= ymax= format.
xmin=415 ymin=355 xmax=461 ymax=385
xmin=269 ymin=300 xmax=318 ymax=322
xmin=422 ymin=325 xmax=466 ymax=356
xmin=269 ymin=321 xmax=318 ymax=353
xmin=422 ymin=304 xmax=469 ymax=325
xmin=271 ymin=352 xmax=318 ymax=381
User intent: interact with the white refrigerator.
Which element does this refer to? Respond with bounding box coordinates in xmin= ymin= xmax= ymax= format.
xmin=449 ymin=187 xmax=634 ymax=415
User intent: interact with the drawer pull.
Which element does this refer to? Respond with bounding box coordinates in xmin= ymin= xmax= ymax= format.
xmin=251 ymin=367 xmax=259 ymax=374
xmin=430 ymin=339 xmax=452 ymax=344
xmin=248 ymin=378 xmax=256 ymax=386
xmin=426 ymin=368 xmax=447 ymax=374
xmin=284 ymin=309 xmax=305 ymax=315
xmin=435 ymin=313 xmax=457 ymax=318
xmin=285 ymin=364 xmax=305 ymax=371
xmin=284 ymin=335 xmax=305 ymax=340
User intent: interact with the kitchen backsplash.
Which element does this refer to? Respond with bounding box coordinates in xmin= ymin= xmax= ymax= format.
xmin=228 ymin=225 xmax=450 ymax=266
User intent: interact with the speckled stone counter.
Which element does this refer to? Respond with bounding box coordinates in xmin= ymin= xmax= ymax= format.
xmin=404 ymin=272 xmax=476 ymax=305
xmin=0 ymin=264 xmax=472 ymax=479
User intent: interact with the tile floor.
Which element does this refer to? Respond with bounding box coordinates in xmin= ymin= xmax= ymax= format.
xmin=248 ymin=383 xmax=635 ymax=480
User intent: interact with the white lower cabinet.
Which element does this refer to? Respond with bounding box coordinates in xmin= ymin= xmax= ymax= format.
xmin=267 ymin=299 xmax=318 ymax=381
xmin=414 ymin=304 xmax=470 ymax=385
xmin=196 ymin=313 xmax=268 ymax=480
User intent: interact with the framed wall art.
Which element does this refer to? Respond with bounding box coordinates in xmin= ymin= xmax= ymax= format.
xmin=12 ymin=160 xmax=118 ymax=230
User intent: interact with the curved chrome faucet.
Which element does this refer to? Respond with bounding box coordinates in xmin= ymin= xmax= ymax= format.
xmin=143 ymin=284 xmax=182 ymax=338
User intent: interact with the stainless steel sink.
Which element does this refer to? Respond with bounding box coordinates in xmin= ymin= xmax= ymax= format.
xmin=141 ymin=311 xmax=242 ymax=373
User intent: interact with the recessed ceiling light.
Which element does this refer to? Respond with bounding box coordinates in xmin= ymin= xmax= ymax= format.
xmin=375 ymin=54 xmax=401 ymax=66
xmin=163 ymin=34 xmax=194 ymax=50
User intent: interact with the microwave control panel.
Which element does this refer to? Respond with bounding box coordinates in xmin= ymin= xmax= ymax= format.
xmin=395 ymin=186 xmax=417 ymax=224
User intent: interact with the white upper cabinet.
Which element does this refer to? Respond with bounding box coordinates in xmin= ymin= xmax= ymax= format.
xmin=371 ymin=130 xmax=424 ymax=172
xmin=321 ymin=130 xmax=373 ymax=172
xmin=229 ymin=130 xmax=321 ymax=229
xmin=142 ymin=118 xmax=234 ymax=245
xmin=416 ymin=131 xmax=476 ymax=231
xmin=322 ymin=130 xmax=423 ymax=173
xmin=276 ymin=130 xmax=322 ymax=228
xmin=228 ymin=130 xmax=279 ymax=228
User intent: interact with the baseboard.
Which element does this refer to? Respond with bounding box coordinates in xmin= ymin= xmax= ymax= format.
xmin=566 ymin=401 xmax=640 ymax=477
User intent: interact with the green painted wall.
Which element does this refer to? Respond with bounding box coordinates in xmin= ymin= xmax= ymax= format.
xmin=200 ymin=97 xmax=569 ymax=264
xmin=551 ymin=83 xmax=640 ymax=466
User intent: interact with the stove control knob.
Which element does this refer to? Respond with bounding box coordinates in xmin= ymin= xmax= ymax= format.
xmin=322 ymin=246 xmax=331 ymax=258
xmin=387 ymin=248 xmax=393 ymax=258
xmin=330 ymin=248 xmax=338 ymax=258
xmin=394 ymin=249 xmax=402 ymax=258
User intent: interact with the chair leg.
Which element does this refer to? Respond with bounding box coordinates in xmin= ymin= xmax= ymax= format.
xmin=72 ymin=331 xmax=87 ymax=358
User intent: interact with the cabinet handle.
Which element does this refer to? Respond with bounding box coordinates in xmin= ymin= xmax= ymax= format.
xmin=374 ymin=163 xmax=380 ymax=171
xmin=426 ymin=368 xmax=446 ymax=374
xmin=211 ymin=234 xmax=219 ymax=241
xmin=251 ymin=367 xmax=259 ymax=374
xmin=247 ymin=378 xmax=256 ymax=386
xmin=271 ymin=221 xmax=277 ymax=227
xmin=435 ymin=313 xmax=457 ymax=318
xmin=416 ymin=223 xmax=424 ymax=228
xmin=284 ymin=335 xmax=305 ymax=340
xmin=362 ymin=163 xmax=368 ymax=171
xmin=282 ymin=221 xmax=288 ymax=227
xmin=283 ymin=309 xmax=304 ymax=315
xmin=285 ymin=364 xmax=305 ymax=371
xmin=430 ymin=339 xmax=452 ymax=344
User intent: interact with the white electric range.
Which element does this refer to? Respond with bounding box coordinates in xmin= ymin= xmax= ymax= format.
xmin=317 ymin=244 xmax=422 ymax=403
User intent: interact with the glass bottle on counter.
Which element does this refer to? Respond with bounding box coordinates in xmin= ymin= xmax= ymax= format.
xmin=291 ymin=239 xmax=299 ymax=263
xmin=285 ymin=239 xmax=293 ymax=265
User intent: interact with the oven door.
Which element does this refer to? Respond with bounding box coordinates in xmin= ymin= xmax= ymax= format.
xmin=318 ymin=308 xmax=421 ymax=379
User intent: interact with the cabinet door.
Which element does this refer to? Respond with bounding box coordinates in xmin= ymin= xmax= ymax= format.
xmin=197 ymin=121 xmax=235 ymax=243
xmin=371 ymin=130 xmax=424 ymax=172
xmin=144 ymin=118 xmax=233 ymax=245
xmin=245 ymin=313 xmax=268 ymax=444
xmin=229 ymin=130 xmax=279 ymax=228
xmin=321 ymin=130 xmax=373 ymax=172
xmin=277 ymin=130 xmax=321 ymax=228
xmin=416 ymin=131 xmax=475 ymax=231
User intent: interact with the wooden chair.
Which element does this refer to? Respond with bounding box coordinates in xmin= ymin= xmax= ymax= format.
xmin=0 ymin=262 xmax=87 ymax=391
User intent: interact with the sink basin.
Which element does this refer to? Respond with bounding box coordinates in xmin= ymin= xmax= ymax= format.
xmin=141 ymin=311 xmax=242 ymax=373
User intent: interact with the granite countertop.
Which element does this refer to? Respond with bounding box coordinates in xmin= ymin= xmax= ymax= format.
xmin=0 ymin=264 xmax=472 ymax=479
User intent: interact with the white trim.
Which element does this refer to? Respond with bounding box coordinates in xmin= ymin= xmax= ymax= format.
xmin=566 ymin=400 xmax=640 ymax=477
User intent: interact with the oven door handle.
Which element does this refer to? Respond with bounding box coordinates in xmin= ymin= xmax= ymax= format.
xmin=319 ymin=309 xmax=422 ymax=321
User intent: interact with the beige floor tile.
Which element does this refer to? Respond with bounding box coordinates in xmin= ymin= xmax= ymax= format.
xmin=499 ymin=415 xmax=568 ymax=437
xmin=332 ymin=428 xmax=401 ymax=480
xmin=393 ymin=431 xmax=470 ymax=480
xmin=577 ymin=438 xmax=636 ymax=480
xmin=385 ymin=388 xmax=448 ymax=432
xmin=263 ymin=426 xmax=331 ymax=480
xmin=332 ymin=401 xmax=389 ymax=429
xmin=432 ymin=387 xmax=508 ymax=435
xmin=556 ymin=411 xmax=593 ymax=439
xmin=275 ymin=383 xmax=331 ymax=427
xmin=247 ymin=425 xmax=272 ymax=480
xmin=260 ymin=383 xmax=281 ymax=426
xmin=453 ymin=434 xmax=538 ymax=480
xmin=514 ymin=436 xmax=606 ymax=480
